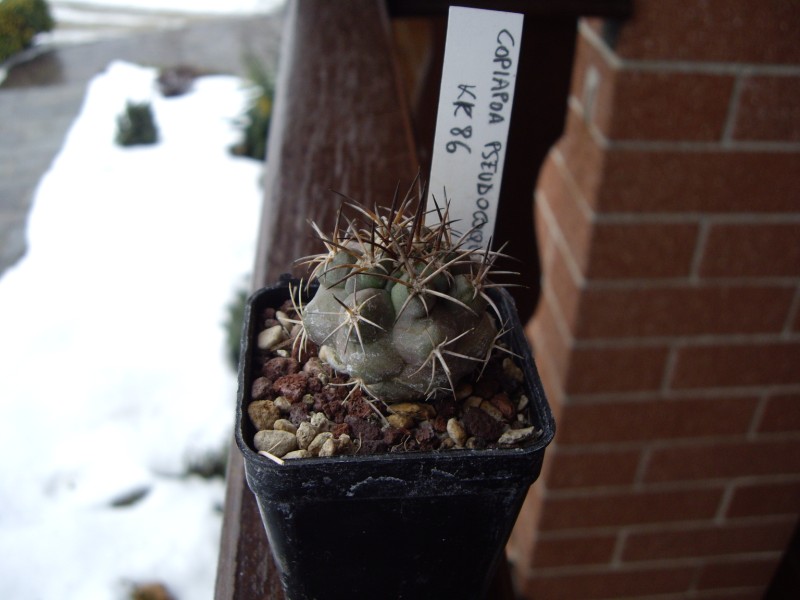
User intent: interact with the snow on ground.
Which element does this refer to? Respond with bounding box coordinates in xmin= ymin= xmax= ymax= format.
xmin=0 ymin=61 xmax=263 ymax=599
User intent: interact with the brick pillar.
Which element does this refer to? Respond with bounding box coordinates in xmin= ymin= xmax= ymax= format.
xmin=509 ymin=2 xmax=800 ymax=598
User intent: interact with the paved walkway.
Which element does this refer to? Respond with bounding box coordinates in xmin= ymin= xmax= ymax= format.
xmin=0 ymin=11 xmax=283 ymax=278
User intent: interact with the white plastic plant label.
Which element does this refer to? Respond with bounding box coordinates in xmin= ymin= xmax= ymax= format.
xmin=426 ymin=6 xmax=524 ymax=250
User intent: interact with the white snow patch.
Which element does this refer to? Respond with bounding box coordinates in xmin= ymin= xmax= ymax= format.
xmin=0 ymin=61 xmax=263 ymax=599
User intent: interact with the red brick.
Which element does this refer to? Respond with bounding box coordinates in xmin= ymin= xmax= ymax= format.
xmin=622 ymin=519 xmax=796 ymax=561
xmin=671 ymin=341 xmax=800 ymax=389
xmin=539 ymin=487 xmax=722 ymax=531
xmin=727 ymin=479 xmax=800 ymax=518
xmin=697 ymin=557 xmax=782 ymax=591
xmin=574 ymin=285 xmax=795 ymax=339
xmin=644 ymin=439 xmax=800 ymax=483
xmin=546 ymin=446 xmax=640 ymax=489
xmin=518 ymin=564 xmax=695 ymax=599
xmin=610 ymin=0 xmax=800 ymax=64
xmin=759 ymin=393 xmax=800 ymax=433
xmin=557 ymin=395 xmax=758 ymax=445
xmin=537 ymin=154 xmax=593 ymax=273
xmin=565 ymin=345 xmax=669 ymax=394
xmin=601 ymin=70 xmax=735 ymax=142
xmin=547 ymin=240 xmax=582 ymax=330
xmin=733 ymin=75 xmax=800 ymax=142
xmin=535 ymin=191 xmax=557 ymax=270
xmin=530 ymin=532 xmax=617 ymax=568
xmin=557 ymin=109 xmax=605 ymax=212
xmin=586 ymin=221 xmax=699 ymax=280
xmin=597 ymin=149 xmax=800 ymax=214
xmin=699 ymin=223 xmax=800 ymax=278
xmin=569 ymin=30 xmax=614 ymax=123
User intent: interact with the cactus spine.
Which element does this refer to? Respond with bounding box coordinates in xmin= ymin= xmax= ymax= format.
xmin=298 ymin=189 xmax=510 ymax=403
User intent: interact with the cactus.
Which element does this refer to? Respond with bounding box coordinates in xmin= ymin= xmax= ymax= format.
xmin=297 ymin=188 xmax=511 ymax=403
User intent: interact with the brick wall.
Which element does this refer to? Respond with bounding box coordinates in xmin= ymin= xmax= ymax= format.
xmin=509 ymin=2 xmax=800 ymax=598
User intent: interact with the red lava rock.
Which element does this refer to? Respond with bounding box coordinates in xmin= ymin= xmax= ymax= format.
xmin=273 ymin=372 xmax=309 ymax=402
xmin=489 ymin=392 xmax=516 ymax=420
xmin=314 ymin=394 xmax=347 ymax=423
xmin=262 ymin=307 xmax=276 ymax=321
xmin=346 ymin=394 xmax=375 ymax=420
xmin=331 ymin=422 xmax=351 ymax=438
xmin=262 ymin=357 xmax=300 ymax=380
xmin=251 ymin=377 xmax=273 ymax=400
xmin=383 ymin=426 xmax=407 ymax=446
xmin=415 ymin=422 xmax=438 ymax=450
xmin=307 ymin=376 xmax=324 ymax=394
xmin=360 ymin=439 xmax=388 ymax=454
xmin=345 ymin=415 xmax=381 ymax=441
xmin=293 ymin=340 xmax=319 ymax=361
xmin=288 ymin=402 xmax=310 ymax=426
xmin=462 ymin=406 xmax=504 ymax=442
xmin=433 ymin=415 xmax=449 ymax=433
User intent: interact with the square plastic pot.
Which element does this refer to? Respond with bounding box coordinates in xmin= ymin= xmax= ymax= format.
xmin=235 ymin=276 xmax=555 ymax=600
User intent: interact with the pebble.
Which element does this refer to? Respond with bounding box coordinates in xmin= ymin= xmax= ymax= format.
xmin=497 ymin=426 xmax=539 ymax=447
xmin=296 ymin=421 xmax=318 ymax=449
xmin=446 ymin=417 xmax=467 ymax=447
xmin=274 ymin=396 xmax=292 ymax=413
xmin=273 ymin=419 xmax=297 ymax=434
xmin=310 ymin=411 xmax=331 ymax=431
xmin=273 ymin=372 xmax=309 ymax=402
xmin=464 ymin=395 xmax=483 ymax=409
xmin=489 ymin=393 xmax=516 ymax=420
xmin=517 ymin=394 xmax=529 ymax=411
xmin=308 ymin=431 xmax=334 ymax=456
xmin=254 ymin=429 xmax=298 ymax=457
xmin=387 ymin=413 xmax=415 ymax=430
xmin=318 ymin=438 xmax=337 ymax=457
xmin=302 ymin=356 xmax=328 ymax=378
xmin=502 ymin=357 xmax=524 ymax=383
xmin=263 ymin=356 xmax=299 ymax=379
xmin=258 ymin=325 xmax=287 ymax=350
xmin=248 ymin=400 xmax=280 ymax=431
xmin=479 ymin=400 xmax=504 ymax=422
xmin=389 ymin=402 xmax=436 ymax=421
xmin=251 ymin=377 xmax=273 ymax=400
xmin=283 ymin=449 xmax=310 ymax=460
xmin=337 ymin=433 xmax=352 ymax=453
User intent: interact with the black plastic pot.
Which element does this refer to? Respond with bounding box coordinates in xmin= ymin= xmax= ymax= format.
xmin=235 ymin=276 xmax=555 ymax=600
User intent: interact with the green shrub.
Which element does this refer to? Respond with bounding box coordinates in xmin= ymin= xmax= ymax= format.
xmin=0 ymin=0 xmax=53 ymax=62
xmin=230 ymin=55 xmax=274 ymax=161
xmin=115 ymin=101 xmax=159 ymax=147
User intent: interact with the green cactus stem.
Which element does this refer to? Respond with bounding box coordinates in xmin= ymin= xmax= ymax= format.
xmin=297 ymin=187 xmax=513 ymax=403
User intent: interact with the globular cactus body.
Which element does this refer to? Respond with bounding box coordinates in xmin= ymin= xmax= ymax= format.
xmin=299 ymin=193 xmax=506 ymax=403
